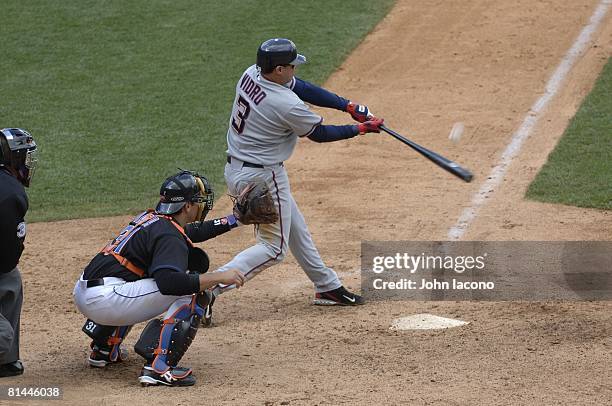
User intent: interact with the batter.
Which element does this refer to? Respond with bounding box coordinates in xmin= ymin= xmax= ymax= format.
xmin=208 ymin=38 xmax=384 ymax=324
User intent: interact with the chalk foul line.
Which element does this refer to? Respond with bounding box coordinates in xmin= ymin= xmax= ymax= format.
xmin=448 ymin=0 xmax=611 ymax=240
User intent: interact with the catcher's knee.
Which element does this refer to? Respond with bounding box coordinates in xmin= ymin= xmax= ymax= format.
xmin=134 ymin=297 xmax=204 ymax=373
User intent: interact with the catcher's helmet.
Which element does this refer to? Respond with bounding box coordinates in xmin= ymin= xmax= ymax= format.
xmin=256 ymin=38 xmax=306 ymax=73
xmin=156 ymin=170 xmax=214 ymax=221
xmin=0 ymin=128 xmax=38 ymax=187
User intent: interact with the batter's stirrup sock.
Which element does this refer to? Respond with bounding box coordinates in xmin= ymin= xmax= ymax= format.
xmin=313 ymin=286 xmax=365 ymax=306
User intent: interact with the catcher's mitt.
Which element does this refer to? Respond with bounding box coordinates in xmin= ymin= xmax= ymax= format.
xmin=188 ymin=246 xmax=209 ymax=274
xmin=232 ymin=181 xmax=278 ymax=225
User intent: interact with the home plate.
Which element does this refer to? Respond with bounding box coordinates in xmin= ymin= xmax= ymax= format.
xmin=390 ymin=314 xmax=469 ymax=330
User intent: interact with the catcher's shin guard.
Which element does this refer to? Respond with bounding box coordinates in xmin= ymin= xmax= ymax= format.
xmin=134 ymin=296 xmax=204 ymax=374
xmin=134 ymin=318 xmax=163 ymax=362
xmin=82 ymin=319 xmax=132 ymax=366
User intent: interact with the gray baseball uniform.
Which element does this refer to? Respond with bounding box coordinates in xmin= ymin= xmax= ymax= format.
xmin=0 ymin=269 xmax=22 ymax=364
xmin=215 ymin=64 xmax=341 ymax=293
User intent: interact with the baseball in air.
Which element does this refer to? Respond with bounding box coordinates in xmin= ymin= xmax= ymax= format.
xmin=448 ymin=122 xmax=464 ymax=143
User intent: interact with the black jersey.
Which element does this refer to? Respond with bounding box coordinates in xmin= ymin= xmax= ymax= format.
xmin=0 ymin=169 xmax=29 ymax=274
xmin=84 ymin=212 xmax=189 ymax=281
xmin=83 ymin=211 xmax=236 ymax=282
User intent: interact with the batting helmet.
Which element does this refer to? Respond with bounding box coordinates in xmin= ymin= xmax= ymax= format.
xmin=256 ymin=38 xmax=307 ymax=73
xmin=0 ymin=128 xmax=38 ymax=187
xmin=156 ymin=170 xmax=214 ymax=221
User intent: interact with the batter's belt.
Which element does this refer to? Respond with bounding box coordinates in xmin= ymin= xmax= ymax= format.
xmin=227 ymin=156 xmax=283 ymax=169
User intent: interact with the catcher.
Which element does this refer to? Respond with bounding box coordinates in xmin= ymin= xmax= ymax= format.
xmin=73 ymin=170 xmax=247 ymax=387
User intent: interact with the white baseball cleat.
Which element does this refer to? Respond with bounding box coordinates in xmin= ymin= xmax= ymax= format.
xmin=138 ymin=365 xmax=196 ymax=387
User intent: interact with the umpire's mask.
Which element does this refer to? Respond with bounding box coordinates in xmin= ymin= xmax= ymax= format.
xmin=0 ymin=128 xmax=38 ymax=187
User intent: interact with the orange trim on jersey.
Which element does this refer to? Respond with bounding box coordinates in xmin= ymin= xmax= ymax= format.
xmin=108 ymin=252 xmax=145 ymax=277
xmin=99 ymin=210 xmax=193 ymax=279
xmin=163 ymin=216 xmax=194 ymax=246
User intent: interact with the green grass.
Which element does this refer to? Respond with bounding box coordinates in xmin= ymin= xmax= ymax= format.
xmin=1 ymin=0 xmax=395 ymax=221
xmin=526 ymin=57 xmax=612 ymax=210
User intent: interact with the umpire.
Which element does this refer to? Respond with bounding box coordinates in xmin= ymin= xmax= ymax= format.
xmin=0 ymin=128 xmax=38 ymax=377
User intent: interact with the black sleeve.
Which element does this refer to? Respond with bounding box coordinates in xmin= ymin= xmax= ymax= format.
xmin=291 ymin=77 xmax=349 ymax=111
xmin=185 ymin=215 xmax=238 ymax=243
xmin=0 ymin=192 xmax=27 ymax=273
xmin=307 ymin=124 xmax=359 ymax=143
xmin=153 ymin=268 xmax=201 ymax=296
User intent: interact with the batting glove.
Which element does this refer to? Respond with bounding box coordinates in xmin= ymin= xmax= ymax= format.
xmin=346 ymin=101 xmax=372 ymax=123
xmin=358 ymin=117 xmax=384 ymax=134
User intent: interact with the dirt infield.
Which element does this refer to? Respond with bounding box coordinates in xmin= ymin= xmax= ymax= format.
xmin=9 ymin=1 xmax=611 ymax=404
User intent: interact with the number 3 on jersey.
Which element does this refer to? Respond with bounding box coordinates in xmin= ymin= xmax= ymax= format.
xmin=231 ymin=95 xmax=251 ymax=134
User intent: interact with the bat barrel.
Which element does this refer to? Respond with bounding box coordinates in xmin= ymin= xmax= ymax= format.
xmin=380 ymin=125 xmax=473 ymax=183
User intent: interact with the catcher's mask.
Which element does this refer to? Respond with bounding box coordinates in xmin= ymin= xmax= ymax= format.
xmin=155 ymin=170 xmax=214 ymax=221
xmin=0 ymin=128 xmax=38 ymax=187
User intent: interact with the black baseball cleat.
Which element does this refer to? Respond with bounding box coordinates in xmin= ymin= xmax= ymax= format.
xmin=0 ymin=361 xmax=24 ymax=377
xmin=201 ymin=295 xmax=215 ymax=327
xmin=88 ymin=342 xmax=128 ymax=368
xmin=314 ymin=286 xmax=365 ymax=306
xmin=138 ymin=365 xmax=196 ymax=387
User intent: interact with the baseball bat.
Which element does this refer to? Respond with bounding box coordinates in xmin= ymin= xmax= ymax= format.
xmin=380 ymin=124 xmax=473 ymax=182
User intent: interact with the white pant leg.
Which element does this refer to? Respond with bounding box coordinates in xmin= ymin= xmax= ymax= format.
xmin=162 ymin=296 xmax=195 ymax=319
xmin=288 ymin=195 xmax=341 ymax=293
xmin=214 ymin=163 xmax=291 ymax=294
xmin=215 ymin=162 xmax=340 ymax=295
xmin=73 ymin=277 xmax=191 ymax=326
